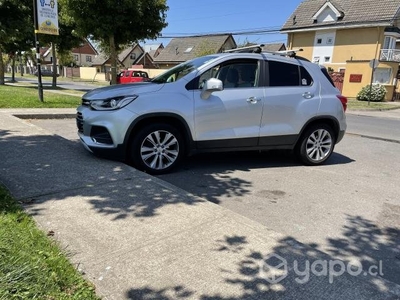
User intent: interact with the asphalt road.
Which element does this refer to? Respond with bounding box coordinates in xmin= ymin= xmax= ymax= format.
xmin=346 ymin=113 xmax=400 ymax=142
xmin=8 ymin=76 xmax=101 ymax=92
xmin=30 ymin=114 xmax=400 ymax=286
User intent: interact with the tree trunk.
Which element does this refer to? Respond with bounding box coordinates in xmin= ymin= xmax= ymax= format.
xmin=109 ymin=34 xmax=117 ymax=85
xmin=0 ymin=50 xmax=5 ymax=85
xmin=11 ymin=55 xmax=16 ymax=82
xmin=51 ymin=42 xmax=57 ymax=87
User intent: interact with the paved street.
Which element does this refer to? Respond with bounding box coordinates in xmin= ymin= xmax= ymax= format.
xmin=30 ymin=112 xmax=400 ymax=287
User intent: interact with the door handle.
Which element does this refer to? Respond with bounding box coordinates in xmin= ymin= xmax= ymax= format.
xmin=247 ymin=97 xmax=260 ymax=104
xmin=302 ymin=92 xmax=314 ymax=99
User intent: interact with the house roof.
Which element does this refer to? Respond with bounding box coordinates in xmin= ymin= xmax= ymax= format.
xmin=91 ymin=54 xmax=109 ymax=66
xmin=71 ymin=39 xmax=98 ymax=55
xmin=261 ymin=43 xmax=286 ymax=52
xmin=91 ymin=53 xmax=124 ymax=67
xmin=148 ymin=50 xmax=158 ymax=59
xmin=281 ymin=0 xmax=400 ymax=32
xmin=153 ymin=34 xmax=236 ymax=63
xmin=118 ymin=44 xmax=144 ymax=62
xmin=143 ymin=43 xmax=163 ymax=53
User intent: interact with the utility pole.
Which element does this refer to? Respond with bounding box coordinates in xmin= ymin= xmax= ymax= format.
xmin=33 ymin=0 xmax=44 ymax=102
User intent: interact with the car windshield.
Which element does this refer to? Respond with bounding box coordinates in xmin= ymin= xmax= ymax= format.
xmin=151 ymin=55 xmax=218 ymax=84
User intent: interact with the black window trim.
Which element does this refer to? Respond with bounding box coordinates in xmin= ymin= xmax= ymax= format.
xmin=265 ymin=59 xmax=314 ymax=88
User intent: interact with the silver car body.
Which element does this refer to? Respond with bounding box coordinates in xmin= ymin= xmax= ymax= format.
xmin=77 ymin=52 xmax=346 ymax=169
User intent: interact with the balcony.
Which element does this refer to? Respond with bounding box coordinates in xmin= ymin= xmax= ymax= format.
xmin=380 ymin=49 xmax=400 ymax=62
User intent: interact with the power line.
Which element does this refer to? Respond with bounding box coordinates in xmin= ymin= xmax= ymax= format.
xmin=159 ymin=27 xmax=283 ymax=39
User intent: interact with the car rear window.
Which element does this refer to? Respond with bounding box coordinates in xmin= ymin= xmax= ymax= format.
xmin=320 ymin=67 xmax=335 ymax=87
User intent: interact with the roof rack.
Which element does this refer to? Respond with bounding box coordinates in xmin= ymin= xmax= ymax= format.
xmin=262 ymin=48 xmax=304 ymax=58
xmin=224 ymin=44 xmax=265 ymax=54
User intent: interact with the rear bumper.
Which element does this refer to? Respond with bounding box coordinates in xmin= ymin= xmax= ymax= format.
xmin=337 ymin=130 xmax=345 ymax=143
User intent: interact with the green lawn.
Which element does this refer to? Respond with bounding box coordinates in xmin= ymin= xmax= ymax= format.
xmin=0 ymin=85 xmax=81 ymax=108
xmin=346 ymin=98 xmax=400 ymax=111
xmin=0 ymin=185 xmax=100 ymax=300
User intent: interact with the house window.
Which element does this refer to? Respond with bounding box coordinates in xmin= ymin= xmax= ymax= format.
xmin=383 ymin=36 xmax=396 ymax=50
xmin=130 ymin=53 xmax=136 ymax=60
xmin=184 ymin=47 xmax=193 ymax=53
xmin=324 ymin=56 xmax=331 ymax=63
xmin=313 ymin=56 xmax=320 ymax=64
xmin=317 ymin=38 xmax=322 ymax=44
xmin=373 ymin=68 xmax=392 ymax=84
xmin=326 ymin=38 xmax=333 ymax=44
xmin=74 ymin=54 xmax=79 ymax=61
xmin=86 ymin=56 xmax=92 ymax=62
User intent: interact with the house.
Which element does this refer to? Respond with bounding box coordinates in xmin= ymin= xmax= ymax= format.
xmin=153 ymin=34 xmax=237 ymax=68
xmin=71 ymin=40 xmax=98 ymax=67
xmin=91 ymin=53 xmax=124 ymax=74
xmin=281 ymin=0 xmax=400 ymax=100
xmin=118 ymin=44 xmax=146 ymax=68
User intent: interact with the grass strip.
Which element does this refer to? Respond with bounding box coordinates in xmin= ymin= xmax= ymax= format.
xmin=0 ymin=85 xmax=81 ymax=108
xmin=347 ymin=98 xmax=400 ymax=111
xmin=0 ymin=186 xmax=100 ymax=300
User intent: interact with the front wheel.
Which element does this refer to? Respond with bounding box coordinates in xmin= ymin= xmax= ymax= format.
xmin=130 ymin=123 xmax=184 ymax=174
xmin=297 ymin=124 xmax=335 ymax=165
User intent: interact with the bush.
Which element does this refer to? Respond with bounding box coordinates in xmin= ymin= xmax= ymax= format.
xmin=356 ymin=84 xmax=386 ymax=102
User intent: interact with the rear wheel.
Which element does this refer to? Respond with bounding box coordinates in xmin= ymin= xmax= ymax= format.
xmin=130 ymin=123 xmax=184 ymax=174
xmin=297 ymin=124 xmax=335 ymax=165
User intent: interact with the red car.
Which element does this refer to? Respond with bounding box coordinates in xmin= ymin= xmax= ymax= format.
xmin=116 ymin=70 xmax=150 ymax=84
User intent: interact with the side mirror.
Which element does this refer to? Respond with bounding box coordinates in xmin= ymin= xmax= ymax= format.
xmin=200 ymin=78 xmax=223 ymax=100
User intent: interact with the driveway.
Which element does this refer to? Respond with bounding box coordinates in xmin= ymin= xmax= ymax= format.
xmin=30 ymin=115 xmax=400 ymax=287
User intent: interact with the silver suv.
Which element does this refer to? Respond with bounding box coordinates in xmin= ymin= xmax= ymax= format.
xmin=77 ymin=47 xmax=347 ymax=174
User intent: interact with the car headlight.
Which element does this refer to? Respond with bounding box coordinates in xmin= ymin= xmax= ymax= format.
xmin=90 ymin=95 xmax=138 ymax=111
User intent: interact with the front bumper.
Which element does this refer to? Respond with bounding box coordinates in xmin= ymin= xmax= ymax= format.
xmin=76 ymin=105 xmax=138 ymax=161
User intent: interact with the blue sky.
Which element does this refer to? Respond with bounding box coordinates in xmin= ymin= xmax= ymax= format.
xmin=151 ymin=0 xmax=301 ymax=46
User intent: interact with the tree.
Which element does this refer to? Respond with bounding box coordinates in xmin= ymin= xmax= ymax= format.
xmin=0 ymin=0 xmax=34 ymax=84
xmin=61 ymin=0 xmax=168 ymax=84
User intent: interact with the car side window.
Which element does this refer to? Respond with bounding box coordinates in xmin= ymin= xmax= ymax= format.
xmin=197 ymin=60 xmax=259 ymax=89
xmin=300 ymin=66 xmax=313 ymax=86
xmin=268 ymin=61 xmax=313 ymax=87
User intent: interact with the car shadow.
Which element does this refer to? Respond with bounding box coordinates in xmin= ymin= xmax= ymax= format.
xmin=158 ymin=150 xmax=354 ymax=204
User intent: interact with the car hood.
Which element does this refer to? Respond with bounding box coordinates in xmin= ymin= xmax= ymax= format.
xmin=82 ymin=82 xmax=164 ymax=100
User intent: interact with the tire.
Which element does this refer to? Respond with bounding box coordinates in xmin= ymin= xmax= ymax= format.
xmin=297 ymin=124 xmax=335 ymax=166
xmin=130 ymin=123 xmax=184 ymax=174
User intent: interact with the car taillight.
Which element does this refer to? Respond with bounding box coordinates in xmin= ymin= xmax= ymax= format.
xmin=336 ymin=95 xmax=347 ymax=112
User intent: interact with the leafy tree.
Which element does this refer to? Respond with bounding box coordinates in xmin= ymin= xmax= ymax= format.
xmin=61 ymin=0 xmax=168 ymax=84
xmin=0 ymin=0 xmax=34 ymax=84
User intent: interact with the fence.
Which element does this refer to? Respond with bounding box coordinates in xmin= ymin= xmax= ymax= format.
xmin=329 ymin=72 xmax=344 ymax=93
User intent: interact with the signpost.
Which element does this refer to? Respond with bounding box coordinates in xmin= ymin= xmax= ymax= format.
xmin=33 ymin=0 xmax=59 ymax=102
xmin=368 ymin=59 xmax=379 ymax=106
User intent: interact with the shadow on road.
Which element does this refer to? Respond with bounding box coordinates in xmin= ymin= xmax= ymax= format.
xmin=125 ymin=214 xmax=400 ymax=299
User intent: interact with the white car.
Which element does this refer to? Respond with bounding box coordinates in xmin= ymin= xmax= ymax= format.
xmin=77 ymin=46 xmax=347 ymax=174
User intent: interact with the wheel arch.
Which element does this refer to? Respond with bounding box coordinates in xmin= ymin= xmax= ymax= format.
xmin=124 ymin=113 xmax=194 ymax=159
xmin=296 ymin=116 xmax=340 ymax=146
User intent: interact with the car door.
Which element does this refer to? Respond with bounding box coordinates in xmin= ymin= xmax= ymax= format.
xmin=193 ymin=59 xmax=264 ymax=148
xmin=259 ymin=59 xmax=320 ymax=146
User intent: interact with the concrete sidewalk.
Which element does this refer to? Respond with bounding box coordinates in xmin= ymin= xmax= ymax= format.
xmin=1 ymin=110 xmax=400 ymax=299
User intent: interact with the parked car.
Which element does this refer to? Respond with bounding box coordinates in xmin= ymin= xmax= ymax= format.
xmin=34 ymin=69 xmax=59 ymax=77
xmin=77 ymin=46 xmax=347 ymax=174
xmin=116 ymin=69 xmax=150 ymax=84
